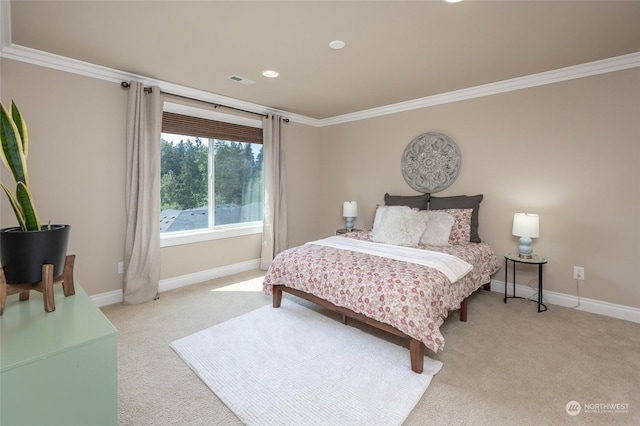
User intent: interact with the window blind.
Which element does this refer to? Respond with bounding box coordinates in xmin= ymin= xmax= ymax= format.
xmin=162 ymin=111 xmax=263 ymax=144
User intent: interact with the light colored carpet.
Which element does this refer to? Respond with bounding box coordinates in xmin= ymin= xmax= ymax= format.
xmin=170 ymin=298 xmax=442 ymax=426
xmin=101 ymin=270 xmax=640 ymax=425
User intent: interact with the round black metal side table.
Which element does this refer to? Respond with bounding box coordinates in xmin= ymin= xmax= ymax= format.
xmin=504 ymin=253 xmax=548 ymax=312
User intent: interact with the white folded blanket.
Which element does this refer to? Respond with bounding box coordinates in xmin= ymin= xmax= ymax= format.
xmin=307 ymin=236 xmax=473 ymax=283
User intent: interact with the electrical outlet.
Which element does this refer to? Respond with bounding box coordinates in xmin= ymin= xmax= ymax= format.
xmin=573 ymin=266 xmax=585 ymax=281
xmin=118 ymin=261 xmax=124 ymax=275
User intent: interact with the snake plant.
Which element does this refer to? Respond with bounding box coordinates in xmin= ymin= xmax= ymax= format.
xmin=0 ymin=100 xmax=41 ymax=231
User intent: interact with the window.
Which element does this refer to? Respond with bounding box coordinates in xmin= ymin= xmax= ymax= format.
xmin=159 ymin=103 xmax=263 ymax=246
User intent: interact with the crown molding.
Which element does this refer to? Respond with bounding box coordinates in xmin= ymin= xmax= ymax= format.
xmin=320 ymin=51 xmax=640 ymax=126
xmin=0 ymin=43 xmax=320 ymax=127
xmin=2 ymin=41 xmax=638 ymax=128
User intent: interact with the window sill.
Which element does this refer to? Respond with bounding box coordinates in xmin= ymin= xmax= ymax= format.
xmin=160 ymin=223 xmax=263 ymax=248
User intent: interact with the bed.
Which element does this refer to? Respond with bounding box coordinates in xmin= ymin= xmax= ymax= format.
xmin=263 ymin=194 xmax=500 ymax=373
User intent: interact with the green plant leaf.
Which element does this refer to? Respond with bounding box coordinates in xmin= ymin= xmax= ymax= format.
xmin=0 ymin=101 xmax=40 ymax=231
xmin=0 ymin=102 xmax=28 ymax=185
xmin=10 ymin=101 xmax=28 ymax=159
xmin=16 ymin=182 xmax=41 ymax=231
xmin=0 ymin=182 xmax=27 ymax=230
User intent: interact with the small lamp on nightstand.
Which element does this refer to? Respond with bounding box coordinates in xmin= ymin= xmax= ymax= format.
xmin=343 ymin=201 xmax=358 ymax=232
xmin=512 ymin=213 xmax=539 ymax=258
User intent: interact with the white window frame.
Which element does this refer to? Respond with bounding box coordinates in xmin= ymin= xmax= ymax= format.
xmin=160 ymin=102 xmax=263 ymax=248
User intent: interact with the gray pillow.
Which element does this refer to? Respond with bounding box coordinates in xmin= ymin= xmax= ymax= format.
xmin=428 ymin=194 xmax=483 ymax=243
xmin=384 ymin=192 xmax=430 ymax=210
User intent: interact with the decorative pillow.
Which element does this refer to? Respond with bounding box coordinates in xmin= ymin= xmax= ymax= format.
xmin=428 ymin=194 xmax=483 ymax=242
xmin=384 ymin=192 xmax=430 ymax=210
xmin=371 ymin=205 xmax=427 ymax=247
xmin=372 ymin=205 xmax=398 ymax=236
xmin=441 ymin=208 xmax=473 ymax=245
xmin=419 ymin=211 xmax=454 ymax=246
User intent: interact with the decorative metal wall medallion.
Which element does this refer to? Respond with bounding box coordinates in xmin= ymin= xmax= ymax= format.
xmin=401 ymin=132 xmax=462 ymax=193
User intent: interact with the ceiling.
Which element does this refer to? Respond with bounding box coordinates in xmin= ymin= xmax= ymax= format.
xmin=8 ymin=1 xmax=640 ymax=120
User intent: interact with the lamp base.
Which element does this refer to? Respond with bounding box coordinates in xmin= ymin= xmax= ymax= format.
xmin=518 ymin=236 xmax=533 ymax=258
xmin=345 ymin=217 xmax=354 ymax=232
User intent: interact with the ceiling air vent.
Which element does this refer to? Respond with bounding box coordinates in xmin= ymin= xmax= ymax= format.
xmin=227 ymin=75 xmax=256 ymax=86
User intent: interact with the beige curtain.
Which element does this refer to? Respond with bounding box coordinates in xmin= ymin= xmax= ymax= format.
xmin=260 ymin=114 xmax=288 ymax=269
xmin=123 ymin=81 xmax=163 ymax=304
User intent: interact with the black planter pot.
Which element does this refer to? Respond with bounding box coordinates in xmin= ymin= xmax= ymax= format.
xmin=0 ymin=225 xmax=71 ymax=284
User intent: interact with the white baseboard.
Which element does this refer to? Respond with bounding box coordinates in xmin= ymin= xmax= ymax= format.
xmin=92 ymin=259 xmax=261 ymax=307
xmin=91 ymin=289 xmax=125 ymax=307
xmin=92 ymin=269 xmax=639 ymax=324
xmin=488 ymin=279 xmax=640 ymax=324
xmin=158 ymin=259 xmax=261 ymax=293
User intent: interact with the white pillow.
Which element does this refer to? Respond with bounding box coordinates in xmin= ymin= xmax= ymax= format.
xmin=419 ymin=211 xmax=454 ymax=246
xmin=371 ymin=205 xmax=427 ymax=247
xmin=371 ymin=204 xmax=390 ymax=233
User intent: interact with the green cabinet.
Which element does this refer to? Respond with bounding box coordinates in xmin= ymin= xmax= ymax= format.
xmin=1 ymin=284 xmax=118 ymax=426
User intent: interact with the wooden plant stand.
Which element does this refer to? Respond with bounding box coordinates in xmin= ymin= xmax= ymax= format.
xmin=0 ymin=255 xmax=76 ymax=315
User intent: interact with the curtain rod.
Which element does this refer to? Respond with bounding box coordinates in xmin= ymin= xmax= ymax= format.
xmin=121 ymin=81 xmax=289 ymax=122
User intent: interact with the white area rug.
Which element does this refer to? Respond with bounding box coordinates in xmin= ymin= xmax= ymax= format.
xmin=170 ymin=299 xmax=442 ymax=426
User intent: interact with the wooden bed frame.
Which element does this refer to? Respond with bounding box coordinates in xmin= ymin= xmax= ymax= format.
xmin=272 ymin=282 xmax=491 ymax=374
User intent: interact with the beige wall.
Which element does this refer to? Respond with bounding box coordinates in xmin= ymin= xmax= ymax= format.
xmin=281 ymin=121 xmax=324 ymax=247
xmin=2 ymin=58 xmax=638 ymax=309
xmin=1 ymin=59 xmax=322 ymax=296
xmin=318 ymin=68 xmax=640 ymax=308
xmin=1 ymin=59 xmax=129 ymax=297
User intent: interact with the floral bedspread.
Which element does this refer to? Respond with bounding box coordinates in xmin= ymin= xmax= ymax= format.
xmin=263 ymin=231 xmax=500 ymax=352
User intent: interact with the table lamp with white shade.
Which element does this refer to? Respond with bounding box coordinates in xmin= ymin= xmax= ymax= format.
xmin=512 ymin=213 xmax=539 ymax=258
xmin=343 ymin=201 xmax=358 ymax=232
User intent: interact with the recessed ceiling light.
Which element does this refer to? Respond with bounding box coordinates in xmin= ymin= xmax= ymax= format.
xmin=329 ymin=40 xmax=346 ymax=50
xmin=443 ymin=0 xmax=464 ymax=3
xmin=262 ymin=70 xmax=279 ymax=78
